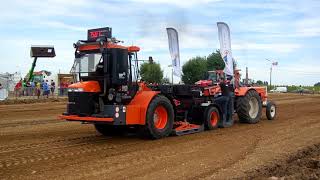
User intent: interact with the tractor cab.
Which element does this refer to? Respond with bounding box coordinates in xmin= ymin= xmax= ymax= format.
xmin=195 ymin=70 xmax=225 ymax=87
xmin=66 ymin=27 xmax=140 ymax=116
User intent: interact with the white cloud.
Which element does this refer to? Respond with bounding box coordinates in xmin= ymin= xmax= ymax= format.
xmin=233 ymin=43 xmax=301 ymax=53
xmin=129 ymin=0 xmax=223 ymax=8
xmin=42 ymin=21 xmax=87 ymax=32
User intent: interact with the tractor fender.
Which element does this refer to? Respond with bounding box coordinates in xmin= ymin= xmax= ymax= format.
xmin=126 ymin=90 xmax=160 ymax=125
xmin=235 ymin=87 xmax=267 ymax=103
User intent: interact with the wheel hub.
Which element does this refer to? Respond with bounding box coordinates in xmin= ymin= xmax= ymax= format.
xmin=249 ymin=97 xmax=259 ymax=118
xmin=153 ymin=105 xmax=168 ymax=130
xmin=270 ymin=105 xmax=276 ymax=117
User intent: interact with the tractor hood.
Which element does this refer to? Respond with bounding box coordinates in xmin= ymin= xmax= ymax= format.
xmin=68 ymin=81 xmax=101 ymax=93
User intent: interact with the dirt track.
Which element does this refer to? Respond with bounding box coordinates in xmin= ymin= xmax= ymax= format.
xmin=0 ymin=94 xmax=319 ymax=179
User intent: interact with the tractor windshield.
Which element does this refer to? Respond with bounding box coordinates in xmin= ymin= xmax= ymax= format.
xmin=208 ymin=72 xmax=218 ymax=81
xmin=72 ymin=53 xmax=102 ymax=77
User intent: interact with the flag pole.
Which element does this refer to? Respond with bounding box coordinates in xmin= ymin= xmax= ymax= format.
xmin=266 ymin=59 xmax=278 ymax=91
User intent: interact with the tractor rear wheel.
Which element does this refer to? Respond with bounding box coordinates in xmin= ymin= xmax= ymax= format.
xmin=266 ymin=101 xmax=277 ymax=120
xmin=141 ymin=95 xmax=174 ymax=139
xmin=94 ymin=124 xmax=125 ymax=136
xmin=236 ymin=90 xmax=262 ymax=124
xmin=204 ymin=106 xmax=220 ymax=130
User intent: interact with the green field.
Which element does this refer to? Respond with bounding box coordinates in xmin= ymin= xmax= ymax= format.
xmin=268 ymin=85 xmax=320 ymax=93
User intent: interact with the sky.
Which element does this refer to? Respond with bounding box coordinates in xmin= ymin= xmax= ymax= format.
xmin=0 ymin=0 xmax=320 ymax=85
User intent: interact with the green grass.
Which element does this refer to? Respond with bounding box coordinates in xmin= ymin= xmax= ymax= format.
xmin=269 ymin=85 xmax=320 ymax=93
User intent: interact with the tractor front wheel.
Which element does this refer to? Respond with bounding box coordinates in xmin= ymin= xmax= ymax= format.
xmin=266 ymin=101 xmax=277 ymax=120
xmin=204 ymin=106 xmax=220 ymax=130
xmin=141 ymin=95 xmax=174 ymax=139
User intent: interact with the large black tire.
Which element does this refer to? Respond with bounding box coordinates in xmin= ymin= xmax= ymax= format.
xmin=140 ymin=95 xmax=174 ymax=139
xmin=236 ymin=90 xmax=262 ymax=124
xmin=94 ymin=124 xmax=125 ymax=136
xmin=266 ymin=101 xmax=277 ymax=120
xmin=204 ymin=106 xmax=220 ymax=130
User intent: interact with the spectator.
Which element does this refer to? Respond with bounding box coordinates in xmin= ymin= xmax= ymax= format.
xmin=299 ymin=85 xmax=303 ymax=95
xmin=22 ymin=79 xmax=26 ymax=96
xmin=50 ymin=80 xmax=55 ymax=96
xmin=0 ymin=83 xmax=7 ymax=101
xmin=36 ymin=82 xmax=41 ymax=99
xmin=15 ymin=80 xmax=22 ymax=97
xmin=43 ymin=80 xmax=50 ymax=98
xmin=31 ymin=81 xmax=35 ymax=96
xmin=60 ymin=81 xmax=65 ymax=96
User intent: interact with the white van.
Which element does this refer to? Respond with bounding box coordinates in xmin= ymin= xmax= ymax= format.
xmin=270 ymin=87 xmax=287 ymax=93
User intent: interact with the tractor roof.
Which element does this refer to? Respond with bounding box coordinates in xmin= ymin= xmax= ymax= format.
xmin=78 ymin=42 xmax=140 ymax=53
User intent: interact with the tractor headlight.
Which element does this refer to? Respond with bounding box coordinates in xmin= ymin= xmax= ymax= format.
xmin=68 ymin=88 xmax=84 ymax=92
xmin=108 ymin=93 xmax=114 ymax=101
xmin=74 ymin=88 xmax=84 ymax=92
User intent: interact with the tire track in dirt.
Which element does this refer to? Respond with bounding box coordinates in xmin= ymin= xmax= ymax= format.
xmin=0 ymin=137 xmax=144 ymax=169
xmin=0 ymin=135 xmax=100 ymax=153
xmin=189 ymin=137 xmax=262 ymax=180
xmin=0 ymin=119 xmax=63 ymax=128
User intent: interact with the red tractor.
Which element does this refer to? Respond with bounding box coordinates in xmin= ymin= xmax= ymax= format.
xmin=60 ymin=27 xmax=276 ymax=139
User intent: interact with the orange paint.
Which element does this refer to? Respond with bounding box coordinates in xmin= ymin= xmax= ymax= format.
xmin=68 ymin=81 xmax=101 ymax=93
xmin=126 ymin=87 xmax=159 ymax=125
xmin=174 ymin=121 xmax=201 ymax=131
xmin=78 ymin=43 xmax=141 ymax=53
xmin=154 ymin=105 xmax=168 ymax=129
xmin=235 ymin=87 xmax=268 ymax=102
xmin=128 ymin=46 xmax=140 ymax=52
xmin=210 ymin=111 xmax=219 ymax=126
xmin=59 ymin=115 xmax=113 ymax=122
xmin=78 ymin=43 xmax=127 ymax=51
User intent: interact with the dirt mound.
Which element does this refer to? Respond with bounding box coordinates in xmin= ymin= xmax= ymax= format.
xmin=0 ymin=97 xmax=67 ymax=105
xmin=246 ymin=144 xmax=320 ymax=179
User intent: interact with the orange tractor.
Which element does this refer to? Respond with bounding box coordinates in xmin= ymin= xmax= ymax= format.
xmin=60 ymin=27 xmax=276 ymax=139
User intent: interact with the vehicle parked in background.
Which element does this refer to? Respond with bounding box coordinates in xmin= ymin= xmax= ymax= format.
xmin=270 ymin=86 xmax=287 ymax=93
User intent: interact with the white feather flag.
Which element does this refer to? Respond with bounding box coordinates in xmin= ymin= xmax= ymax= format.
xmin=166 ymin=28 xmax=181 ymax=76
xmin=217 ymin=22 xmax=234 ymax=76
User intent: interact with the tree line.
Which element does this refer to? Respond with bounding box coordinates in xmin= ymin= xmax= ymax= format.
xmin=140 ymin=50 xmax=225 ymax=84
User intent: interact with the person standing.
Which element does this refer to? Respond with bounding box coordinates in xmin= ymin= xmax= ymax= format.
xmin=0 ymin=83 xmax=6 ymax=101
xmin=30 ymin=81 xmax=35 ymax=96
xmin=216 ymin=77 xmax=234 ymax=128
xmin=60 ymin=81 xmax=64 ymax=96
xmin=36 ymin=82 xmax=41 ymax=99
xmin=50 ymin=80 xmax=55 ymax=96
xmin=43 ymin=80 xmax=50 ymax=98
xmin=298 ymin=85 xmax=303 ymax=95
xmin=15 ymin=80 xmax=22 ymax=97
xmin=22 ymin=79 xmax=26 ymax=96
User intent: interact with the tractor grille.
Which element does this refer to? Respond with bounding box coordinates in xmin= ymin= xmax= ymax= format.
xmin=67 ymin=92 xmax=96 ymax=116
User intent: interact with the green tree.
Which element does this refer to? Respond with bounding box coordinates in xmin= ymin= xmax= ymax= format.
xmin=182 ymin=56 xmax=207 ymax=84
xmin=256 ymin=80 xmax=264 ymax=85
xmin=207 ymin=50 xmax=225 ymax=71
xmin=140 ymin=62 xmax=163 ymax=83
xmin=314 ymin=82 xmax=320 ymax=86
